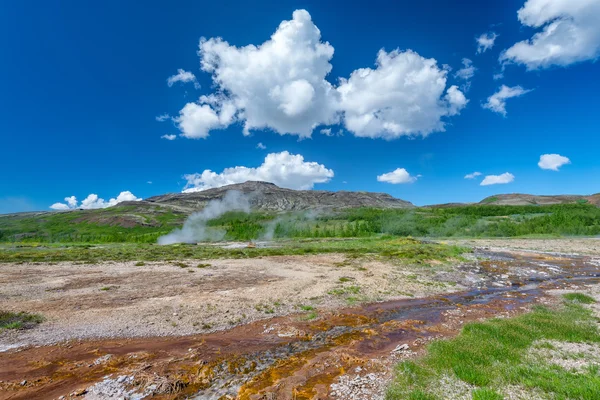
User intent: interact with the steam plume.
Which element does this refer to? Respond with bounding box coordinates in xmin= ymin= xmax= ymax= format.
xmin=158 ymin=191 xmax=251 ymax=245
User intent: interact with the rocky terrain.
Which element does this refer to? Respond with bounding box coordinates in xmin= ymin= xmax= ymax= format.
xmin=143 ymin=181 xmax=415 ymax=212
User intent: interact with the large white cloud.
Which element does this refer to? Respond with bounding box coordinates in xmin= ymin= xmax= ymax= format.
xmin=50 ymin=191 xmax=141 ymax=210
xmin=338 ymin=49 xmax=467 ymax=139
xmin=173 ymin=10 xmax=467 ymax=140
xmin=538 ymin=153 xmax=571 ymax=170
xmin=480 ymin=172 xmax=515 ymax=186
xmin=376 ymin=168 xmax=418 ymax=184
xmin=483 ymin=85 xmax=532 ymax=116
xmin=476 ymin=32 xmax=498 ymax=54
xmin=500 ymin=0 xmax=600 ymax=69
xmin=190 ymin=10 xmax=339 ymax=139
xmin=182 ymin=151 xmax=334 ymax=192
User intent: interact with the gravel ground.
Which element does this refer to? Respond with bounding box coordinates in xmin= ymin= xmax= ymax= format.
xmin=0 ymin=253 xmax=462 ymax=349
xmin=447 ymin=237 xmax=600 ymax=256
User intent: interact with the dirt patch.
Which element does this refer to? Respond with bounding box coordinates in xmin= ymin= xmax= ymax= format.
xmin=448 ymin=237 xmax=600 ymax=256
xmin=0 ymin=254 xmax=460 ymax=348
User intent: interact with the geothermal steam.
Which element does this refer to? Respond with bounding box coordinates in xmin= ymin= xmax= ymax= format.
xmin=158 ymin=190 xmax=251 ymax=245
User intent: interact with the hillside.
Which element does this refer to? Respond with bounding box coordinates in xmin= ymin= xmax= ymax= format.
xmin=479 ymin=193 xmax=600 ymax=206
xmin=144 ymin=181 xmax=415 ymax=212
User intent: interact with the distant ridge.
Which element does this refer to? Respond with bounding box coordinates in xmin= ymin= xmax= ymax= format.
xmin=144 ymin=181 xmax=415 ymax=212
xmin=477 ymin=193 xmax=600 ymax=207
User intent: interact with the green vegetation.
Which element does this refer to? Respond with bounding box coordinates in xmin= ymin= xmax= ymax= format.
xmin=386 ymin=294 xmax=600 ymax=399
xmin=1 ymin=203 xmax=599 ymax=244
xmin=0 ymin=237 xmax=466 ymax=263
xmin=563 ymin=292 xmax=596 ymax=304
xmin=0 ymin=311 xmax=44 ymax=330
xmin=0 ymin=205 xmax=183 ymax=243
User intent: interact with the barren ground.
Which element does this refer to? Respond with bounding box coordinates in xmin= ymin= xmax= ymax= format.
xmin=0 ymin=253 xmax=462 ymax=349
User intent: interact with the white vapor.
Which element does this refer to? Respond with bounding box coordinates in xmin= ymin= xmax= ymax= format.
xmin=157 ymin=191 xmax=251 ymax=244
xmin=483 ymin=85 xmax=532 ymax=116
xmin=480 ymin=172 xmax=515 ymax=186
xmin=538 ymin=153 xmax=571 ymax=171
xmin=161 ymin=134 xmax=177 ymax=140
xmin=182 ymin=151 xmax=334 ymax=192
xmin=50 ymin=191 xmax=141 ymax=210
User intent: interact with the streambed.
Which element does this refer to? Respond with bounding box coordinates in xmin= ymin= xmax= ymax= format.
xmin=1 ymin=249 xmax=600 ymax=399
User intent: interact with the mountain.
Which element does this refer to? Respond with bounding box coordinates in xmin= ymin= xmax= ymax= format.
xmin=142 ymin=181 xmax=415 ymax=212
xmin=478 ymin=193 xmax=600 ymax=206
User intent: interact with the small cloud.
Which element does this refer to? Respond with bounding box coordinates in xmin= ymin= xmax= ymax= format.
xmin=256 ymin=142 xmax=267 ymax=150
xmin=320 ymin=128 xmax=332 ymax=136
xmin=455 ymin=58 xmax=476 ymax=81
xmin=161 ymin=134 xmax=177 ymax=141
xmin=342 ymin=181 xmax=347 ymax=184
xmin=147 ymin=181 xmax=153 ymax=184
xmin=155 ymin=113 xmax=170 ymax=122
xmin=476 ymin=32 xmax=498 ymax=54
xmin=492 ymin=73 xmax=504 ymax=80
xmin=538 ymin=154 xmax=571 ymax=171
xmin=167 ymin=69 xmax=200 ymax=89
xmin=377 ymin=168 xmax=418 ymax=184
xmin=480 ymin=172 xmax=514 ymax=186
xmin=483 ymin=85 xmax=532 ymax=116
xmin=464 ymin=171 xmax=482 ymax=179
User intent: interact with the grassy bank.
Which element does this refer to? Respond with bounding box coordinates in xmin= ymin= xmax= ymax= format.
xmin=1 ymin=204 xmax=599 ymax=244
xmin=387 ymin=293 xmax=600 ymax=399
xmin=0 ymin=237 xmax=466 ymax=263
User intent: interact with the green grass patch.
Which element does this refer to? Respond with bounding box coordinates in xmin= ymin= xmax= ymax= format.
xmin=386 ymin=295 xmax=600 ymax=399
xmin=0 ymin=237 xmax=468 ymax=264
xmin=563 ymin=292 xmax=596 ymax=304
xmin=0 ymin=311 xmax=44 ymax=330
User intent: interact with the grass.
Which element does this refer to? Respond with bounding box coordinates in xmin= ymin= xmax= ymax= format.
xmin=2 ymin=203 xmax=600 ymax=244
xmin=386 ymin=294 xmax=600 ymax=400
xmin=563 ymin=292 xmax=596 ymax=304
xmin=0 ymin=311 xmax=44 ymax=330
xmin=0 ymin=237 xmax=467 ymax=264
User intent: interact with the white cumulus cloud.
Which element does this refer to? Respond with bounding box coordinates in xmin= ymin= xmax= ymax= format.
xmin=376 ymin=168 xmax=418 ymax=184
xmin=320 ymin=128 xmax=332 ymax=136
xmin=161 ymin=134 xmax=177 ymax=140
xmin=167 ymin=69 xmax=200 ymax=89
xmin=465 ymin=171 xmax=482 ymax=179
xmin=189 ymin=10 xmax=339 ymax=139
xmin=338 ymin=49 xmax=467 ymax=139
xmin=476 ymin=32 xmax=498 ymax=54
xmin=256 ymin=142 xmax=266 ymax=149
xmin=480 ymin=172 xmax=515 ymax=186
xmin=538 ymin=153 xmax=571 ymax=170
xmin=172 ymin=10 xmax=467 ymax=141
xmin=155 ymin=113 xmax=170 ymax=122
xmin=50 ymin=191 xmax=141 ymax=210
xmin=500 ymin=0 xmax=600 ymax=69
xmin=182 ymin=151 xmax=334 ymax=192
xmin=483 ymin=85 xmax=532 ymax=116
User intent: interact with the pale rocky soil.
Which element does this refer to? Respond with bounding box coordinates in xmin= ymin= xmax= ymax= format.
xmin=0 ymin=253 xmax=462 ymax=349
xmin=447 ymin=237 xmax=600 ymax=255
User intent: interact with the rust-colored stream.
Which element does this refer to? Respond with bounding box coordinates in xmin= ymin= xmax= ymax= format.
xmin=1 ymin=250 xmax=599 ymax=400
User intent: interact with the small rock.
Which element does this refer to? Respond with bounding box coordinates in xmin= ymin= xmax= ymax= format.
xmin=391 ymin=343 xmax=409 ymax=353
xmin=20 ymin=380 xmax=27 ymax=386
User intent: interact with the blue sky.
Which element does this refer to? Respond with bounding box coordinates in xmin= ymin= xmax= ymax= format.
xmin=1 ymin=0 xmax=599 ymax=212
